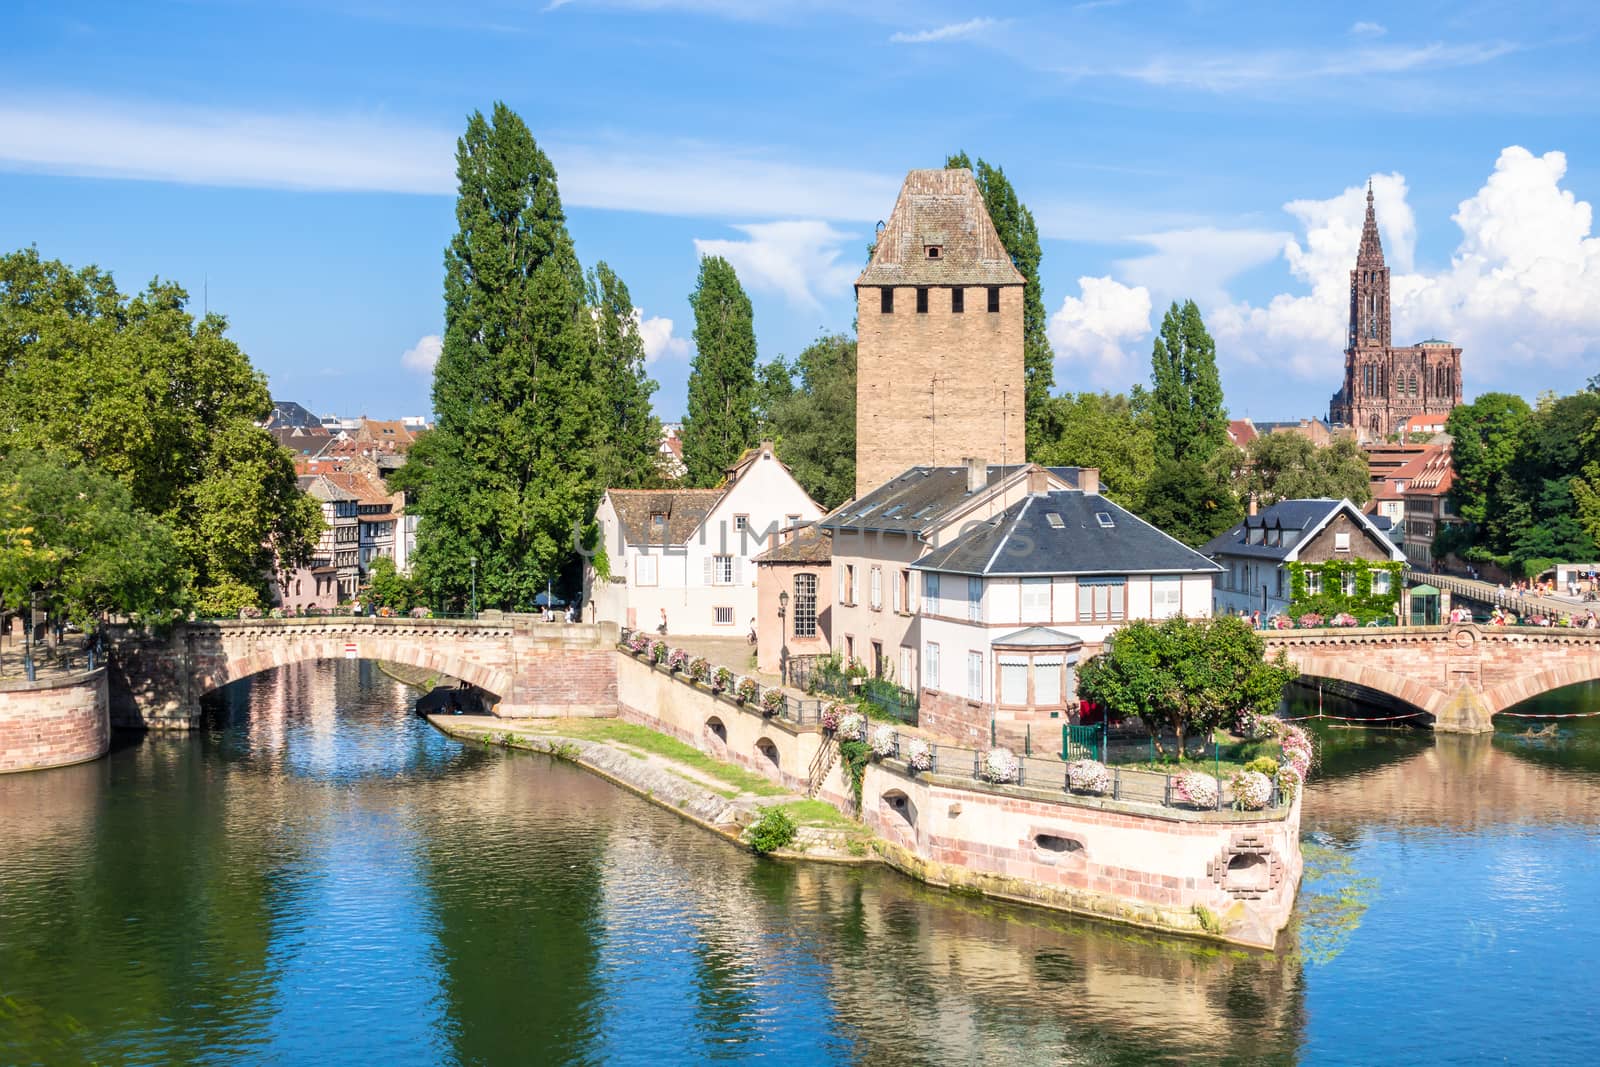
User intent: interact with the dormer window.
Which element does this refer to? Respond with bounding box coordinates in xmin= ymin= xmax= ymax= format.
xmin=926 ymin=245 xmax=942 ymax=259
xmin=651 ymin=512 xmax=666 ymax=527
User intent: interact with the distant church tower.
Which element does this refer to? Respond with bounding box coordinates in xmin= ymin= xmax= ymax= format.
xmin=1329 ymin=182 xmax=1463 ymax=441
xmin=853 ymin=169 xmax=1026 ymax=499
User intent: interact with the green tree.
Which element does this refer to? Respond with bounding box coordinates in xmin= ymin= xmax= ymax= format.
xmin=681 ymin=255 xmax=759 ymax=486
xmin=1241 ymin=433 xmax=1371 ymax=506
xmin=363 ymin=556 xmax=424 ymax=614
xmin=1032 ymin=391 xmax=1156 ymax=507
xmin=1139 ymin=453 xmax=1243 ymax=548
xmin=1443 ymin=392 xmax=1533 ymax=568
xmin=764 ymin=334 xmax=857 ymax=510
xmin=754 ymin=355 xmax=795 ymax=440
xmin=0 ymin=249 xmax=321 ymax=614
xmin=1148 ymin=300 xmax=1228 ymax=463
xmin=0 ymin=451 xmax=186 ymax=629
xmin=402 ymin=103 xmax=601 ymax=612
xmin=1076 ymin=616 xmax=1298 ymax=760
xmin=586 ymin=262 xmax=662 ymax=490
xmin=947 ymin=151 xmax=1055 ymax=457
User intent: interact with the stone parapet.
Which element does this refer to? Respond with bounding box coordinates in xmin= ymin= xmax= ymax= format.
xmin=0 ymin=668 xmax=111 ymax=773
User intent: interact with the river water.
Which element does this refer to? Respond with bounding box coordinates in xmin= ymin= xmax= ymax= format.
xmin=2 ymin=661 xmax=1598 ymax=1066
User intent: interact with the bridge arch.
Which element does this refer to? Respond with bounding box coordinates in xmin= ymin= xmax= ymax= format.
xmin=1482 ymin=662 xmax=1600 ymax=717
xmin=1275 ymin=653 xmax=1446 ymax=719
xmin=196 ymin=635 xmax=512 ymax=707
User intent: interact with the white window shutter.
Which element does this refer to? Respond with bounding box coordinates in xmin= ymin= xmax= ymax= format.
xmin=703 ymin=556 xmax=713 ymax=586
xmin=734 ymin=556 xmax=744 ymax=585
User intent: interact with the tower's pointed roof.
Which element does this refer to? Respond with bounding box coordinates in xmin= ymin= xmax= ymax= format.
xmin=857 ymin=169 xmax=1025 ymax=287
xmin=1357 ymin=179 xmax=1385 ymax=268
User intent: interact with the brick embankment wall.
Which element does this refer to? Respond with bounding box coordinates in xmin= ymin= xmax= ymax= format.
xmin=0 ymin=669 xmax=111 ymax=773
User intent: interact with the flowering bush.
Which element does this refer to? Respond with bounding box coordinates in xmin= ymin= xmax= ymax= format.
xmin=651 ymin=640 xmax=668 ymax=664
xmin=688 ymin=656 xmax=709 ymax=682
xmin=1279 ymin=724 xmax=1314 ymax=772
xmin=736 ymin=677 xmax=760 ymax=704
xmin=1230 ymin=769 xmax=1274 ymax=811
xmin=628 ymin=631 xmax=651 ymax=654
xmin=819 ymin=702 xmax=846 ymax=733
xmin=269 ymin=607 xmax=285 ymax=619
xmin=837 ymin=711 xmax=866 ymax=742
xmin=1066 ymin=758 xmax=1111 ymax=794
xmin=239 ymin=605 xmax=263 ymax=619
xmin=1277 ymin=763 xmax=1303 ymax=801
xmin=979 ymin=747 xmax=1020 ymax=784
xmin=410 ymin=606 xmax=433 ymax=618
xmin=667 ymin=647 xmax=689 ymax=673
xmin=1297 ymin=612 xmax=1325 ymax=629
xmin=377 ymin=606 xmax=396 ymax=618
xmin=905 ymin=738 xmax=933 ymax=772
xmin=870 ymin=724 xmax=897 ymax=759
xmin=761 ymin=688 xmax=785 ymax=715
xmin=1269 ymin=614 xmax=1295 ymax=630
xmin=1173 ymin=771 xmax=1219 ymax=809
xmin=1330 ymin=612 xmax=1359 ymax=628
xmin=713 ymin=667 xmax=732 ymax=692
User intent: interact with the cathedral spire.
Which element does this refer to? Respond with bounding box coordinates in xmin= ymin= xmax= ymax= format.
xmin=1357 ymin=178 xmax=1385 ymax=267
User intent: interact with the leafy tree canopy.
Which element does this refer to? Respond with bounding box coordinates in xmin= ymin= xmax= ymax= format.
xmin=681 ymin=255 xmax=759 ymax=487
xmin=0 ymin=248 xmax=321 ymax=614
xmin=1140 ymin=454 xmax=1243 ymax=549
xmin=1241 ymin=432 xmax=1371 ymax=507
xmin=1032 ymin=391 xmax=1156 ymax=508
xmin=586 ymin=261 xmax=662 ymax=491
xmin=1149 ymin=300 xmax=1228 ymax=464
xmin=1076 ymin=616 xmax=1298 ymax=759
xmin=760 ymin=334 xmax=857 ymax=510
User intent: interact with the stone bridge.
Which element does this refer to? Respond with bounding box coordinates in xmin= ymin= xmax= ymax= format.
xmin=105 ymin=615 xmax=620 ymax=729
xmin=1262 ymin=624 xmax=1600 ymax=733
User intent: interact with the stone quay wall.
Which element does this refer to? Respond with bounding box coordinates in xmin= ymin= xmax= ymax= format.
xmin=0 ymin=668 xmax=111 ymax=774
xmin=616 ymin=649 xmax=1300 ymax=949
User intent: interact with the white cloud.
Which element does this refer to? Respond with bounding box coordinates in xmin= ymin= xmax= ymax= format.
xmin=634 ymin=309 xmax=690 ymax=362
xmin=890 ymin=17 xmax=995 ymax=44
xmin=1115 ymin=226 xmax=1289 ymax=307
xmin=1115 ymin=41 xmax=1515 ymax=93
xmin=1047 ymin=276 xmax=1153 ymax=386
xmin=693 ymin=220 xmax=860 ymax=308
xmin=1350 ymin=21 xmax=1386 ymax=38
xmin=401 ymin=334 xmax=442 ymax=375
xmin=0 ymin=97 xmax=899 ymax=220
xmin=1213 ymin=148 xmax=1600 ymax=386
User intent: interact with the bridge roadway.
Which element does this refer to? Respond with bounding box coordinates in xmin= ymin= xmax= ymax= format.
xmin=105 ymin=614 xmax=620 ymax=729
xmin=1262 ymin=623 xmax=1600 ymax=733
xmin=1406 ymin=570 xmax=1589 ymax=623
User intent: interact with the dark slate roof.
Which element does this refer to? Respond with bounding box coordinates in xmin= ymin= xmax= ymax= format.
xmin=1201 ymin=498 xmax=1407 ymax=563
xmin=753 ymin=524 xmax=832 ymax=564
xmin=267 ymin=400 xmax=323 ymax=429
xmin=911 ymin=491 xmax=1222 ymax=577
xmin=993 ymin=626 xmax=1085 ymax=648
xmin=819 ymin=464 xmax=1080 ymax=537
xmin=856 ymin=169 xmax=1026 ymax=289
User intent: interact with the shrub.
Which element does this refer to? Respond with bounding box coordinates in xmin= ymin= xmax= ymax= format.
xmin=761 ymin=688 xmax=785 ymax=715
xmin=1230 ymin=769 xmax=1274 ymax=811
xmin=869 ymin=724 xmax=897 ymax=759
xmin=979 ymin=747 xmax=1019 ymax=784
xmin=905 ymin=738 xmax=933 ymax=772
xmin=1331 ymin=612 xmax=1358 ymax=628
xmin=667 ymin=647 xmax=689 ymax=673
xmin=712 ymin=666 xmax=732 ymax=692
xmin=410 ymin=606 xmax=433 ymax=618
xmin=736 ymin=677 xmax=759 ymax=704
xmin=747 ymin=808 xmax=797 ymax=855
xmin=1277 ymin=764 xmax=1303 ymax=801
xmin=1243 ymin=756 xmax=1280 ymax=777
xmin=651 ymin=639 xmax=667 ymax=664
xmin=1066 ymin=758 xmax=1111 ymax=794
xmin=1173 ymin=771 xmax=1219 ymax=809
xmin=1297 ymin=612 xmax=1325 ymax=629
xmin=837 ymin=711 xmax=866 ymax=742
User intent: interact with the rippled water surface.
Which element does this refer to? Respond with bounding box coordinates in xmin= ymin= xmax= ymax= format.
xmin=2 ymin=662 xmax=1599 ymax=1065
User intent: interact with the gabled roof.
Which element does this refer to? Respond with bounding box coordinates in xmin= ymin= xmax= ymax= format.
xmin=819 ymin=464 xmax=1080 ymax=538
xmin=856 ymin=169 xmax=1026 ymax=289
xmin=607 ymin=488 xmax=727 ymax=546
xmin=911 ymin=490 xmax=1222 ymax=577
xmin=1228 ymin=418 xmax=1258 ymax=446
xmin=300 ymin=473 xmax=357 ymax=504
xmin=1202 ymin=498 xmax=1405 ymax=563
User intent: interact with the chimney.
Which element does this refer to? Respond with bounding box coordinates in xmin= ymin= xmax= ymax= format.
xmin=1078 ymin=467 xmax=1100 ymax=496
xmin=965 ymin=457 xmax=987 ymax=493
xmin=1248 ymin=491 xmax=1259 ymax=517
xmin=1027 ymin=464 xmax=1050 ymax=497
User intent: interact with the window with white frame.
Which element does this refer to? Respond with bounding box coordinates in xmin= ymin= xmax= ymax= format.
xmin=870 ymin=566 xmax=883 ymax=611
xmin=1034 ymin=656 xmax=1064 ymax=706
xmin=1342 ymin=570 xmax=1357 ymax=597
xmin=1306 ymin=570 xmax=1322 ymax=596
xmin=900 ymin=569 xmax=914 ymax=612
xmin=1334 ymin=531 xmax=1351 ymax=553
xmin=924 ymin=572 xmax=940 ymax=615
xmin=1076 ymin=578 xmax=1126 ymax=622
xmin=1372 ymin=570 xmax=1391 ymax=594
xmin=635 ymin=554 xmax=657 ymax=586
xmin=712 ymin=555 xmax=734 ymax=585
xmin=925 ymin=642 xmax=941 ymax=689
xmin=967 ymin=651 xmax=983 ymax=701
xmin=998 ymin=655 xmax=1029 ymax=705
xmin=792 ymin=573 xmax=817 ymax=637
xmin=1151 ymin=576 xmax=1183 ymax=619
xmin=967 ymin=577 xmax=983 ymax=622
xmin=714 ymin=606 xmax=734 ymax=625
xmin=899 ymin=646 xmax=913 ymax=687
xmin=1021 ymin=578 xmax=1050 ymax=624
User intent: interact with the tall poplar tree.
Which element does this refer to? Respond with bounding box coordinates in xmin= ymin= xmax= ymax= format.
xmin=946 ymin=152 xmax=1055 ymax=458
xmin=681 ymin=255 xmax=758 ymax=487
xmin=586 ymin=261 xmax=661 ymax=490
xmin=404 ymin=103 xmax=600 ymax=610
xmin=1148 ymin=300 xmax=1228 ymax=463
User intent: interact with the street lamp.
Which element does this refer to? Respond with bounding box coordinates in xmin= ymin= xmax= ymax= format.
xmin=777 ymin=589 xmax=789 ymax=684
xmin=469 ymin=556 xmax=478 ymax=619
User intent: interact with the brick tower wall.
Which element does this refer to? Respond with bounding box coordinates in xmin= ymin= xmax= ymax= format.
xmin=855 ymin=283 xmax=1025 ymax=498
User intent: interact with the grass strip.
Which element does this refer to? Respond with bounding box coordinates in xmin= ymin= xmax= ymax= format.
xmin=513 ymin=718 xmax=789 ymax=797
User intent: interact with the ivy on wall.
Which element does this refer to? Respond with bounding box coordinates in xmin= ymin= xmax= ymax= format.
xmin=1286 ymin=559 xmax=1403 ymax=623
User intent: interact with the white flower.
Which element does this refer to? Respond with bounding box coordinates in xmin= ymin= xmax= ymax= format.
xmin=981 ymin=747 xmax=1020 ymax=784
xmin=906 ymin=739 xmax=933 ymax=772
xmin=837 ymin=712 xmax=866 ymax=741
xmin=1174 ymin=771 xmax=1219 ymax=808
xmin=870 ymin=724 xmax=897 ymax=758
xmin=1230 ymin=769 xmax=1274 ymax=811
xmin=1067 ymin=759 xmax=1111 ymax=793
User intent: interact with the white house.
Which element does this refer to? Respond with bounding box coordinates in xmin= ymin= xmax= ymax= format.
xmin=586 ymin=441 xmax=822 ymax=635
xmin=910 ymin=484 xmax=1222 ymax=746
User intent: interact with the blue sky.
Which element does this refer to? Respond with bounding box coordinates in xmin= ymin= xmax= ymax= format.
xmin=3 ymin=1 xmax=1599 ymax=423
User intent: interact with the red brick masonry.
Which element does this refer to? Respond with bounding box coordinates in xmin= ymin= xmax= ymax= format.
xmin=0 ymin=669 xmax=111 ymax=773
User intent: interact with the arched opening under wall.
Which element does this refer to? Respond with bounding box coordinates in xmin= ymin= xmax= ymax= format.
xmin=881 ymin=789 xmax=916 ymax=831
xmin=1033 ymin=833 xmax=1084 ymax=859
xmin=1279 ymin=674 xmax=1431 ymax=728
xmin=704 ymin=716 xmax=728 ymax=744
xmin=1225 ymin=852 xmax=1271 ymax=894
xmin=755 ymin=738 xmax=780 ymax=771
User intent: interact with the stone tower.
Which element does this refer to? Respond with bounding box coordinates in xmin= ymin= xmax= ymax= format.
xmin=854 ymin=168 xmax=1026 ymax=499
xmin=1329 ymin=182 xmax=1463 ymax=441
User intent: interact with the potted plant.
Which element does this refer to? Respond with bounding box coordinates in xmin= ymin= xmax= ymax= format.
xmin=736 ymin=677 xmax=759 ymax=705
xmin=980 ymin=747 xmax=1020 ymax=784
xmin=1066 ymin=758 xmax=1111 ymax=795
xmin=905 ymin=738 xmax=933 ymax=773
xmin=1229 ymin=769 xmax=1274 ymax=811
xmin=1297 ymin=611 xmax=1325 ymax=629
xmin=667 ymin=647 xmax=689 ymax=673
xmin=712 ymin=666 xmax=733 ymax=693
xmin=836 ymin=711 xmax=866 ymax=742
xmin=869 ymin=724 xmax=897 ymax=760
xmin=651 ymin=639 xmax=668 ymax=665
xmin=760 ymin=688 xmax=785 ymax=716
xmin=688 ymin=656 xmax=709 ymax=683
xmin=1172 ymin=771 xmax=1219 ymax=809
xmin=819 ymin=702 xmax=847 ymax=733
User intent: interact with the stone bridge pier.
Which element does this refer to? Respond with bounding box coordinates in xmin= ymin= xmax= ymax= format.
xmin=1263 ymin=623 xmax=1600 ymax=733
xmin=105 ymin=616 xmax=620 ymax=729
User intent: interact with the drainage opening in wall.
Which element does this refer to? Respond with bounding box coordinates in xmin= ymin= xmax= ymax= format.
xmin=1034 ymin=833 xmax=1083 ymax=855
xmin=705 ymin=717 xmax=727 ymax=743
xmin=756 ymin=738 xmax=780 ymax=769
xmin=1225 ymin=852 xmax=1270 ymax=893
xmin=883 ymin=789 xmax=916 ymax=829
